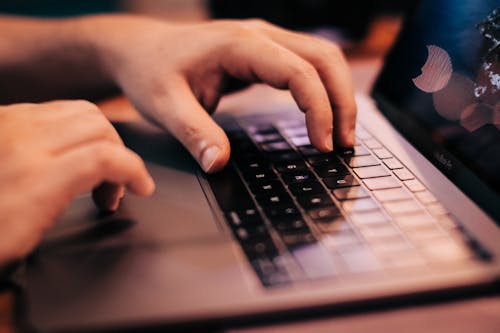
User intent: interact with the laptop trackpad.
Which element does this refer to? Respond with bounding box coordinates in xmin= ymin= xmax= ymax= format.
xmin=41 ymin=120 xmax=224 ymax=248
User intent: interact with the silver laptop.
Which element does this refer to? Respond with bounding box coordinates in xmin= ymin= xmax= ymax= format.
xmin=22 ymin=1 xmax=500 ymax=332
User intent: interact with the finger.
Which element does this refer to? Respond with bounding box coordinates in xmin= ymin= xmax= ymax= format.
xmin=40 ymin=100 xmax=127 ymax=212
xmin=38 ymin=100 xmax=125 ymax=153
xmin=54 ymin=141 xmax=155 ymax=208
xmin=149 ymin=76 xmax=231 ymax=173
xmin=247 ymin=20 xmax=357 ymax=146
xmin=220 ymin=32 xmax=334 ymax=152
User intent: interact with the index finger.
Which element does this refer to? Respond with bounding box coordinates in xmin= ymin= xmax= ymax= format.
xmin=220 ymin=32 xmax=334 ymax=152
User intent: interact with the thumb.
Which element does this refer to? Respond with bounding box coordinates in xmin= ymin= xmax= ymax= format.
xmin=153 ymin=78 xmax=231 ymax=173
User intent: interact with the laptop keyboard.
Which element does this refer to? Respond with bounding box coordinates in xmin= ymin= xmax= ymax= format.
xmin=206 ymin=118 xmax=491 ymax=287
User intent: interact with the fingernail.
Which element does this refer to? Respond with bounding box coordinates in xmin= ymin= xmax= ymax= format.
xmin=324 ymin=132 xmax=334 ymax=152
xmin=201 ymin=146 xmax=221 ymax=173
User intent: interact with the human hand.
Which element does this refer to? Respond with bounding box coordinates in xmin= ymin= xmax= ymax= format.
xmin=0 ymin=100 xmax=154 ymax=266
xmin=80 ymin=16 xmax=357 ymax=173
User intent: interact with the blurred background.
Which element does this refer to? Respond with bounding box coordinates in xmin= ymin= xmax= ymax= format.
xmin=0 ymin=0 xmax=415 ymax=58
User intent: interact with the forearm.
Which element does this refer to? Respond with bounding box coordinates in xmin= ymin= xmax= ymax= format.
xmin=0 ymin=15 xmax=117 ymax=104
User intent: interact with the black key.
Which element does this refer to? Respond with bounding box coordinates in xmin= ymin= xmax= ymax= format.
xmin=282 ymin=231 xmax=317 ymax=250
xmin=332 ymin=186 xmax=370 ymax=200
xmin=298 ymin=194 xmax=334 ymax=209
xmin=271 ymin=216 xmax=309 ymax=233
xmin=226 ymin=129 xmax=248 ymax=141
xmin=252 ymin=133 xmax=283 ymax=143
xmin=249 ymin=180 xmax=286 ymax=196
xmin=260 ymin=141 xmax=292 ymax=152
xmin=236 ymin=159 xmax=271 ymax=172
xmin=269 ymin=151 xmax=302 ymax=162
xmin=313 ymin=163 xmax=349 ymax=178
xmin=242 ymin=239 xmax=279 ymax=258
xmin=231 ymin=138 xmax=258 ymax=153
xmin=281 ymin=170 xmax=316 ymax=184
xmin=242 ymin=168 xmax=277 ymax=183
xmin=255 ymin=193 xmax=294 ymax=207
xmin=337 ymin=145 xmax=370 ymax=157
xmin=307 ymin=153 xmax=341 ymax=165
xmin=288 ymin=181 xmax=325 ymax=196
xmin=206 ymin=164 xmax=255 ymax=211
xmin=263 ymin=206 xmax=300 ymax=219
xmin=226 ymin=209 xmax=263 ymax=229
xmin=323 ymin=174 xmax=360 ymax=189
xmin=234 ymin=224 xmax=270 ymax=242
xmin=308 ymin=206 xmax=342 ymax=220
xmin=298 ymin=145 xmax=322 ymax=156
xmin=251 ymin=256 xmax=291 ymax=287
xmin=274 ymin=160 xmax=308 ymax=173
xmin=233 ymin=151 xmax=266 ymax=164
xmin=246 ymin=124 xmax=278 ymax=135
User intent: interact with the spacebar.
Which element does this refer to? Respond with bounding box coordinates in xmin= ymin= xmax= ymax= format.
xmin=206 ymin=163 xmax=255 ymax=211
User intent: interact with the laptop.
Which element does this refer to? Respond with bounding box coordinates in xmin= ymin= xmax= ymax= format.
xmin=22 ymin=0 xmax=500 ymax=332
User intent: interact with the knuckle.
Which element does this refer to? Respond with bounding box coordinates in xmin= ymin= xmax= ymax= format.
xmin=291 ymin=61 xmax=318 ymax=79
xmin=244 ymin=18 xmax=270 ymax=29
xmin=72 ymin=99 xmax=101 ymax=114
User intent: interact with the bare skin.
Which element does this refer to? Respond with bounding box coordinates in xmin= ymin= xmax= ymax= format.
xmin=0 ymin=15 xmax=357 ymax=268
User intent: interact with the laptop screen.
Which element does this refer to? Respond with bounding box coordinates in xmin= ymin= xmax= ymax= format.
xmin=372 ymin=0 xmax=499 ymax=222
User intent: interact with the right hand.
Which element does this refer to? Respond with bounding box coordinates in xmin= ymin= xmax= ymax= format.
xmin=0 ymin=100 xmax=155 ymax=267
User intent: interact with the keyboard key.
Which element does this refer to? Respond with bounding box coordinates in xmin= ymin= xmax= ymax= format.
xmin=383 ymin=158 xmax=404 ymax=169
xmin=372 ymin=188 xmax=412 ymax=202
xmin=252 ymin=133 xmax=282 ymax=143
xmin=250 ymin=180 xmax=286 ymax=196
xmin=307 ymin=153 xmax=341 ymax=165
xmin=251 ymin=256 xmax=291 ymax=287
xmin=426 ymin=202 xmax=448 ymax=216
xmin=269 ymin=151 xmax=302 ymax=162
xmin=332 ymin=186 xmax=370 ymax=200
xmin=206 ymin=164 xmax=255 ymax=211
xmin=274 ymin=160 xmax=308 ymax=173
xmin=341 ymin=198 xmax=379 ymax=213
xmin=394 ymin=213 xmax=436 ymax=230
xmin=355 ymin=126 xmax=372 ymax=140
xmin=243 ymin=239 xmax=278 ymax=258
xmin=384 ymin=200 xmax=424 ymax=216
xmin=234 ymin=224 xmax=270 ymax=242
xmin=260 ymin=141 xmax=292 ymax=152
xmin=281 ymin=126 xmax=308 ymax=138
xmin=308 ymin=206 xmax=342 ymax=220
xmin=288 ymin=135 xmax=311 ymax=147
xmin=246 ymin=124 xmax=277 ymax=135
xmin=323 ymin=230 xmax=361 ymax=251
xmin=372 ymin=148 xmax=392 ymax=159
xmin=298 ymin=145 xmax=323 ymax=156
xmin=345 ymin=155 xmax=380 ymax=167
xmin=415 ymin=191 xmax=438 ymax=204
xmin=313 ymin=163 xmax=349 ymax=178
xmin=255 ymin=193 xmax=294 ymax=207
xmin=263 ymin=206 xmax=300 ymax=219
xmin=298 ymin=193 xmax=334 ymax=209
xmin=272 ymin=217 xmax=309 ymax=233
xmin=363 ymin=176 xmax=401 ymax=190
xmin=340 ymin=247 xmax=381 ymax=273
xmin=420 ymin=238 xmax=473 ymax=263
xmin=226 ymin=209 xmax=263 ymax=228
xmin=359 ymin=225 xmax=401 ymax=242
xmin=350 ymin=210 xmax=389 ymax=227
xmin=282 ymin=231 xmax=316 ymax=250
xmin=315 ymin=216 xmax=349 ymax=233
xmin=231 ymin=138 xmax=258 ymax=153
xmin=404 ymin=179 xmax=426 ymax=192
xmin=282 ymin=171 xmax=316 ymax=184
xmin=291 ymin=243 xmax=337 ymax=280
xmin=378 ymin=250 xmax=426 ymax=269
xmin=323 ymin=175 xmax=360 ymax=189
xmin=337 ymin=146 xmax=370 ymax=157
xmin=242 ymin=168 xmax=277 ymax=183
xmin=288 ymin=181 xmax=325 ymax=196
xmin=393 ymin=168 xmax=414 ymax=181
xmin=362 ymin=138 xmax=382 ymax=149
xmin=353 ymin=165 xmax=390 ymax=179
xmin=406 ymin=226 xmax=445 ymax=243
xmin=236 ymin=159 xmax=272 ymax=172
